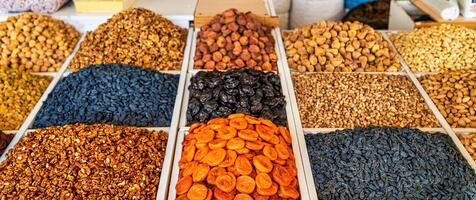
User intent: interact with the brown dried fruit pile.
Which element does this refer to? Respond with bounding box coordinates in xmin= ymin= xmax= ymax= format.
xmin=70 ymin=8 xmax=187 ymax=72
xmin=0 ymin=13 xmax=79 ymax=72
xmin=194 ymin=9 xmax=278 ymax=71
xmin=459 ymin=133 xmax=476 ymax=161
xmin=0 ymin=124 xmax=168 ymax=199
xmin=293 ymin=73 xmax=439 ymax=128
xmin=0 ymin=131 xmax=14 ymax=155
xmin=283 ymin=21 xmax=400 ymax=72
xmin=420 ymin=70 xmax=476 ymax=128
xmin=175 ymin=114 xmax=300 ymax=199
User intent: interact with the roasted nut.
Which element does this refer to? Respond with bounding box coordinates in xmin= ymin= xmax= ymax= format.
xmin=390 ymin=24 xmax=476 ymax=72
xmin=283 ymin=21 xmax=400 ymax=72
xmin=175 ymin=114 xmax=300 ymax=199
xmin=420 ymin=70 xmax=476 ymax=128
xmin=0 ymin=13 xmax=79 ymax=72
xmin=70 ymin=8 xmax=187 ymax=71
xmin=194 ymin=9 xmax=278 ymax=71
xmin=0 ymin=68 xmax=51 ymax=130
xmin=459 ymin=133 xmax=476 ymax=161
xmin=0 ymin=124 xmax=168 ymax=199
xmin=293 ymin=73 xmax=439 ymax=128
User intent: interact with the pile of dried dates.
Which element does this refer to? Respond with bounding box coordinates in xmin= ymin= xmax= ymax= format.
xmin=175 ymin=114 xmax=300 ymax=199
xmin=187 ymin=69 xmax=287 ymax=126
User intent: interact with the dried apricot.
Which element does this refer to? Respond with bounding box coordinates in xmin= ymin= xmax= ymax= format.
xmin=246 ymin=141 xmax=264 ymax=150
xmin=205 ymin=189 xmax=213 ymax=200
xmin=272 ymin=165 xmax=292 ymax=186
xmin=208 ymin=117 xmax=229 ymax=125
xmin=285 ymin=162 xmax=297 ymax=178
xmin=214 ymin=187 xmax=236 ymax=200
xmin=256 ymin=125 xmax=275 ymax=142
xmin=187 ymin=183 xmax=208 ymax=200
xmin=194 ymin=146 xmax=210 ymax=161
xmin=289 ymin=178 xmax=298 ymax=189
xmin=244 ymin=115 xmax=261 ymax=124
xmin=235 ymin=155 xmax=253 ymax=175
xmin=196 ymin=142 xmax=208 ymax=149
xmin=193 ymin=163 xmax=210 ymax=182
xmin=238 ymin=130 xmax=258 ymax=141
xmin=278 ymin=185 xmax=299 ymax=199
xmin=203 ymin=148 xmax=226 ymax=166
xmin=252 ymin=192 xmax=270 ymax=200
xmin=227 ymin=137 xmax=245 ymax=150
xmin=275 ymin=144 xmax=289 ymax=160
xmin=258 ymin=118 xmax=277 ymax=129
xmin=177 ymin=194 xmax=189 ymax=200
xmin=196 ymin=129 xmax=215 ymax=143
xmin=219 ymin=150 xmax=237 ymax=167
xmin=183 ymin=143 xmax=196 ymax=162
xmin=273 ymin=159 xmax=286 ymax=165
xmin=230 ymin=117 xmax=248 ymax=130
xmin=234 ymin=193 xmax=254 ymax=200
xmin=253 ymin=155 xmax=273 ymax=173
xmin=206 ymin=123 xmax=225 ymax=131
xmin=228 ymin=113 xmax=245 ymax=119
xmin=256 ymin=182 xmax=278 ymax=196
xmin=217 ymin=126 xmax=237 ymax=140
xmin=277 ymin=127 xmax=291 ymax=144
xmin=269 ymin=135 xmax=280 ymax=145
xmin=236 ymin=175 xmax=256 ymax=194
xmin=183 ymin=161 xmax=198 ymax=176
xmin=209 ymin=139 xmax=227 ymax=149
xmin=235 ymin=148 xmax=250 ymax=154
xmin=255 ymin=173 xmax=273 ymax=189
xmin=263 ymin=146 xmax=278 ymax=161
xmin=216 ymin=172 xmax=236 ymax=192
xmin=176 ymin=175 xmax=193 ymax=195
xmin=207 ymin=167 xmax=227 ymax=185
xmin=190 ymin=123 xmax=206 ymax=133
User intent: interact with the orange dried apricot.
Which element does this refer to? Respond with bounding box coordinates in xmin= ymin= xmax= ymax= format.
xmin=234 ymin=193 xmax=254 ymax=200
xmin=219 ymin=150 xmax=237 ymax=168
xmin=235 ymin=148 xmax=250 ymax=154
xmin=214 ymin=187 xmax=236 ymax=200
xmin=209 ymin=139 xmax=227 ymax=149
xmin=190 ymin=123 xmax=206 ymax=133
xmin=263 ymin=146 xmax=278 ymax=161
xmin=230 ymin=117 xmax=248 ymax=130
xmin=228 ymin=113 xmax=245 ymax=119
xmin=273 ymin=159 xmax=286 ymax=165
xmin=285 ymin=162 xmax=297 ymax=178
xmin=217 ymin=126 xmax=237 ymax=140
xmin=207 ymin=117 xmax=229 ymax=125
xmin=256 ymin=182 xmax=278 ymax=196
xmin=236 ymin=175 xmax=256 ymax=194
xmin=255 ymin=173 xmax=273 ymax=189
xmin=203 ymin=148 xmax=226 ymax=166
xmin=275 ymin=144 xmax=289 ymax=160
xmin=244 ymin=115 xmax=261 ymax=124
xmin=272 ymin=165 xmax=292 ymax=186
xmin=176 ymin=175 xmax=193 ymax=195
xmin=252 ymin=192 xmax=270 ymax=200
xmin=278 ymin=185 xmax=300 ymax=199
xmin=246 ymin=141 xmax=264 ymax=151
xmin=253 ymin=155 xmax=273 ymax=173
xmin=205 ymin=189 xmax=213 ymax=200
xmin=256 ymin=124 xmax=275 ymax=141
xmin=196 ymin=129 xmax=215 ymax=143
xmin=183 ymin=161 xmax=198 ymax=176
xmin=289 ymin=178 xmax=298 ymax=189
xmin=194 ymin=146 xmax=210 ymax=161
xmin=177 ymin=194 xmax=189 ymax=200
xmin=216 ymin=172 xmax=237 ymax=192
xmin=187 ymin=183 xmax=208 ymax=200
xmin=183 ymin=143 xmax=196 ymax=162
xmin=193 ymin=163 xmax=210 ymax=182
xmin=238 ymin=130 xmax=258 ymax=141
xmin=269 ymin=135 xmax=280 ymax=145
xmin=235 ymin=155 xmax=253 ymax=175
xmin=277 ymin=127 xmax=291 ymax=144
xmin=207 ymin=167 xmax=227 ymax=185
xmin=258 ymin=118 xmax=277 ymax=129
xmin=226 ymin=137 xmax=245 ymax=150
xmin=195 ymin=142 xmax=208 ymax=149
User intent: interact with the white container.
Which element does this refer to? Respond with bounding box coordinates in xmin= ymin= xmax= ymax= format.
xmin=459 ymin=0 xmax=476 ymax=18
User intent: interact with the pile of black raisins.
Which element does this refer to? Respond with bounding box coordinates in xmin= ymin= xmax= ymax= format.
xmin=33 ymin=64 xmax=179 ymax=128
xmin=187 ymin=69 xmax=287 ymax=125
xmin=306 ymin=126 xmax=476 ymax=199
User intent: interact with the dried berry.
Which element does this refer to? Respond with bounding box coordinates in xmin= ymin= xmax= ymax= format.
xmin=33 ymin=64 xmax=178 ymax=128
xmin=194 ymin=9 xmax=278 ymax=71
xmin=0 ymin=124 xmax=168 ymax=199
xmin=187 ymin=69 xmax=286 ymax=126
xmin=70 ymin=8 xmax=187 ymax=71
xmin=342 ymin=0 xmax=390 ymax=30
xmin=306 ymin=127 xmax=476 ymax=199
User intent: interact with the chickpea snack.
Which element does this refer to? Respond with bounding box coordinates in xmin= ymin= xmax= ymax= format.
xmin=175 ymin=114 xmax=300 ymax=199
xmin=194 ymin=9 xmax=278 ymax=71
xmin=0 ymin=13 xmax=80 ymax=72
xmin=283 ymin=21 xmax=400 ymax=72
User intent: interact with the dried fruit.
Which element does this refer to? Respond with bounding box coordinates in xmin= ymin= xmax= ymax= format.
xmin=236 ymin=175 xmax=256 ymax=194
xmin=0 ymin=131 xmax=14 ymax=155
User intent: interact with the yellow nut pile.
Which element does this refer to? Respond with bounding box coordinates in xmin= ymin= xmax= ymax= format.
xmin=419 ymin=70 xmax=476 ymax=128
xmin=70 ymin=8 xmax=187 ymax=72
xmin=0 ymin=68 xmax=51 ymax=130
xmin=0 ymin=13 xmax=80 ymax=72
xmin=283 ymin=21 xmax=400 ymax=72
xmin=459 ymin=133 xmax=476 ymax=160
xmin=390 ymin=24 xmax=476 ymax=72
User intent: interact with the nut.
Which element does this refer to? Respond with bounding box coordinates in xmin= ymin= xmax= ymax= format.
xmin=419 ymin=70 xmax=476 ymax=128
xmin=194 ymin=9 xmax=278 ymax=71
xmin=390 ymin=24 xmax=476 ymax=72
xmin=292 ymin=73 xmax=439 ymax=128
xmin=459 ymin=133 xmax=476 ymax=161
xmin=283 ymin=21 xmax=400 ymax=72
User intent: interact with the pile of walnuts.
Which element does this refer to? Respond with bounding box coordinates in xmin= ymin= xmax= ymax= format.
xmin=194 ymin=9 xmax=278 ymax=71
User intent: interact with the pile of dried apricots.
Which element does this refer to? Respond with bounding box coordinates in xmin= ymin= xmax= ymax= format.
xmin=175 ymin=113 xmax=300 ymax=200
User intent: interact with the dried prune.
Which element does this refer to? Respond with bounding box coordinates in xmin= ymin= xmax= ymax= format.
xmin=188 ymin=69 xmax=286 ymax=125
